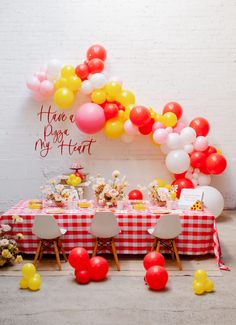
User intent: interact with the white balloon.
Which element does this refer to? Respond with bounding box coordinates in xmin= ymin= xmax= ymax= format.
xmin=81 ymin=80 xmax=94 ymax=95
xmin=165 ymin=150 xmax=190 ymax=174
xmin=124 ymin=120 xmax=140 ymax=136
xmin=109 ymin=76 xmax=123 ymax=85
xmin=160 ymin=143 xmax=171 ymax=154
xmin=47 ymin=59 xmax=63 ymax=80
xmin=184 ymin=144 xmax=194 ymax=153
xmin=166 ymin=127 xmax=173 ymax=134
xmin=193 ymin=136 xmax=208 ymax=151
xmin=192 ymin=179 xmax=198 ymax=186
xmin=180 ymin=127 xmax=197 ymax=145
xmin=166 ymin=133 xmax=181 ymax=150
xmin=198 ymin=173 xmax=211 ymax=186
xmin=121 ymin=134 xmax=135 ymax=143
xmin=90 ymin=73 xmax=107 ymax=89
xmin=197 ymin=185 xmax=224 ymax=217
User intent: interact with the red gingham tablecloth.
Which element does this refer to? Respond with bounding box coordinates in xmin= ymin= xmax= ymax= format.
xmin=1 ymin=200 xmax=228 ymax=270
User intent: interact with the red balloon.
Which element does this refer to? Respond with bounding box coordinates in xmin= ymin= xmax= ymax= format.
xmin=138 ymin=118 xmax=155 ymax=135
xmin=145 ymin=266 xmax=168 ymax=291
xmin=143 ymin=252 xmax=165 ymax=270
xmin=75 ymin=270 xmax=90 ymax=284
xmin=173 ymin=172 xmax=186 ymax=179
xmin=189 ymin=117 xmax=210 ymax=136
xmin=206 ymin=153 xmax=227 ymax=174
xmin=130 ymin=106 xmax=150 ymax=127
xmin=89 ymin=257 xmax=109 ymax=281
xmin=103 ymin=102 xmax=119 ymax=120
xmin=75 ymin=63 xmax=89 ymax=80
xmin=190 ymin=151 xmax=207 ymax=169
xmin=87 ymin=44 xmax=107 ymax=61
xmin=68 ymin=247 xmax=90 ymax=270
xmin=172 ymin=178 xmax=194 ymax=198
xmin=87 ymin=58 xmax=104 ymax=74
xmin=204 ymin=146 xmax=217 ymax=156
xmin=162 ymin=102 xmax=183 ymax=120
xmin=114 ymin=101 xmax=125 ymax=111
xmin=128 ymin=189 xmax=143 ymax=200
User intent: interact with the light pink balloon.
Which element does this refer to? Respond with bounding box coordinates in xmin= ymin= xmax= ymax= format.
xmin=166 ymin=127 xmax=173 ymax=134
xmin=152 ymin=122 xmax=164 ymax=132
xmin=174 ymin=121 xmax=186 ymax=134
xmin=153 ymin=128 xmax=168 ymax=144
xmin=124 ymin=119 xmax=140 ymax=136
xmin=33 ymin=91 xmax=48 ymax=102
xmin=75 ymin=103 xmax=106 ymax=134
xmin=39 ymin=80 xmax=54 ymax=96
xmin=26 ymin=76 xmax=40 ymax=91
xmin=193 ymin=136 xmax=208 ymax=151
xmin=35 ymin=71 xmax=47 ymax=82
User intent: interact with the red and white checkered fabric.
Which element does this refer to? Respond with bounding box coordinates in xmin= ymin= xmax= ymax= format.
xmin=1 ymin=200 xmax=228 ymax=270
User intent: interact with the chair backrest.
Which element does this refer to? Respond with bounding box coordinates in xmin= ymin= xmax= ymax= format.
xmin=152 ymin=214 xmax=182 ymax=239
xmin=32 ymin=215 xmax=62 ymax=239
xmin=90 ymin=212 xmax=120 ymax=238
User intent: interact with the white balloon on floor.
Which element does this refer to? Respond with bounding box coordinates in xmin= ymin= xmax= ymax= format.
xmin=197 ymin=185 xmax=224 ymax=218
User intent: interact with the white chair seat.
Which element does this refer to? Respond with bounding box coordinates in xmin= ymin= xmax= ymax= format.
xmin=60 ymin=228 xmax=67 ymax=236
xmin=148 ymin=228 xmax=154 ymax=236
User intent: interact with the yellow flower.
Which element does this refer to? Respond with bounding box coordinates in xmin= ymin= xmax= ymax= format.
xmin=50 ymin=179 xmax=57 ymax=185
xmin=16 ymin=233 xmax=24 ymax=240
xmin=2 ymin=249 xmax=12 ymax=259
xmin=15 ymin=255 xmax=23 ymax=263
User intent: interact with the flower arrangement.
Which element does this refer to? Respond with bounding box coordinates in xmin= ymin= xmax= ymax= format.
xmin=0 ymin=215 xmax=24 ymax=267
xmin=91 ymin=170 xmax=128 ymax=207
xmin=148 ymin=180 xmax=178 ymax=206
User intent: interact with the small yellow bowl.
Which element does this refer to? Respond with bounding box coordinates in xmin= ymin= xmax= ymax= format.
xmin=28 ymin=203 xmax=42 ymax=210
xmin=78 ymin=202 xmax=91 ymax=208
xmin=133 ymin=204 xmax=145 ymax=211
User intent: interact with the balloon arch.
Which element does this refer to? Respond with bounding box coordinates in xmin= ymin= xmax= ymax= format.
xmin=26 ymin=45 xmax=227 ymax=197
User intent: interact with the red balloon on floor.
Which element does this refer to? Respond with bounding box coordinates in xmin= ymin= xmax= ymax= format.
xmin=128 ymin=189 xmax=143 ymax=200
xmin=68 ymin=247 xmax=90 ymax=270
xmin=75 ymin=269 xmax=90 ymax=284
xmin=145 ymin=265 xmax=168 ymax=290
xmin=143 ymin=251 xmax=165 ymax=270
xmin=162 ymin=102 xmax=183 ymax=120
xmin=172 ymin=178 xmax=194 ymax=198
xmin=206 ymin=153 xmax=227 ymax=174
xmin=189 ymin=117 xmax=210 ymax=137
xmin=89 ymin=256 xmax=109 ymax=281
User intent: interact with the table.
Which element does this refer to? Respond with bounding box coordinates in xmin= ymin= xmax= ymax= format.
xmin=1 ymin=200 xmax=228 ymax=270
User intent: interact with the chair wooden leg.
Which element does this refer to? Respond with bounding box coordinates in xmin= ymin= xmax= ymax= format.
xmin=172 ymin=240 xmax=182 ymax=270
xmin=58 ymin=238 xmax=67 ymax=261
xmin=53 ymin=240 xmax=62 ymax=271
xmin=92 ymin=238 xmax=99 ymax=257
xmin=156 ymin=240 xmax=161 ymax=252
xmin=111 ymin=238 xmax=120 ymax=271
xmin=170 ymin=240 xmax=175 ymax=260
xmin=151 ymin=238 xmax=157 ymax=251
xmin=33 ymin=240 xmax=42 ymax=267
xmin=39 ymin=240 xmax=45 ymax=262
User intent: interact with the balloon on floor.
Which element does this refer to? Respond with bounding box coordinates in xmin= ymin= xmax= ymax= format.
xmin=20 ymin=263 xmax=41 ymax=291
xmin=26 ymin=45 xmax=227 ymax=211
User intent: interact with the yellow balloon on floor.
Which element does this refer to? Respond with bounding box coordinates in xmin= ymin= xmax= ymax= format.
xmin=28 ymin=275 xmax=41 ymax=291
xmin=53 ymin=87 xmax=75 ymax=109
xmin=22 ymin=263 xmax=36 ymax=280
xmin=117 ymin=90 xmax=135 ymax=106
xmin=91 ymin=89 xmax=106 ymax=104
xmin=34 ymin=273 xmax=41 ymax=284
xmin=194 ymin=269 xmax=207 ymax=281
xmin=67 ymin=76 xmax=82 ymax=91
xmin=204 ymin=279 xmax=214 ymax=292
xmin=104 ymin=118 xmax=124 ymax=139
xmin=54 ymin=78 xmax=68 ymax=90
xmin=61 ymin=65 xmax=75 ymax=78
xmin=19 ymin=278 xmax=28 ymax=289
xmin=105 ymin=81 xmax=122 ymax=98
xmin=161 ymin=112 xmax=177 ymax=127
xmin=193 ymin=281 xmax=205 ymax=295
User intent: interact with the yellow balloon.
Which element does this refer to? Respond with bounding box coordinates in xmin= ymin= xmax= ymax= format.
xmin=194 ymin=269 xmax=207 ymax=281
xmin=204 ymin=279 xmax=214 ymax=292
xmin=170 ymin=192 xmax=177 ymax=200
xmin=22 ymin=263 xmax=36 ymax=280
xmin=53 ymin=87 xmax=75 ymax=109
xmin=91 ymin=89 xmax=106 ymax=104
xmin=34 ymin=273 xmax=41 ymax=283
xmin=104 ymin=118 xmax=124 ymax=139
xmin=118 ymin=110 xmax=125 ymax=121
xmin=117 ymin=90 xmax=135 ymax=106
xmin=28 ymin=275 xmax=41 ymax=291
xmin=165 ymin=184 xmax=172 ymax=190
xmin=216 ymin=148 xmax=222 ymax=155
xmin=162 ymin=112 xmax=177 ymax=127
xmin=193 ymin=281 xmax=205 ymax=295
xmin=155 ymin=178 xmax=165 ymax=187
xmin=54 ymin=78 xmax=68 ymax=90
xmin=19 ymin=278 xmax=28 ymax=289
xmin=155 ymin=113 xmax=162 ymax=122
xmin=105 ymin=81 xmax=122 ymax=98
xmin=61 ymin=65 xmax=75 ymax=78
xmin=106 ymin=94 xmax=116 ymax=102
xmin=67 ymin=76 xmax=82 ymax=91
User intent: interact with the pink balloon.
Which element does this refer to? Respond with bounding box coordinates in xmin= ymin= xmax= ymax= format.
xmin=26 ymin=76 xmax=40 ymax=91
xmin=153 ymin=128 xmax=168 ymax=144
xmin=75 ymin=103 xmax=106 ymax=134
xmin=39 ymin=80 xmax=54 ymax=96
xmin=33 ymin=91 xmax=48 ymax=102
xmin=193 ymin=136 xmax=208 ymax=151
xmin=174 ymin=121 xmax=186 ymax=134
xmin=35 ymin=71 xmax=47 ymax=82
xmin=124 ymin=119 xmax=140 ymax=136
xmin=152 ymin=122 xmax=164 ymax=132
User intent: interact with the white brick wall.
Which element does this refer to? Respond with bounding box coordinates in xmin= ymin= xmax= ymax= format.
xmin=0 ymin=0 xmax=236 ymax=212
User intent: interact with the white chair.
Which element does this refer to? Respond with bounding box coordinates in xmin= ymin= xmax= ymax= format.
xmin=32 ymin=215 xmax=67 ymax=270
xmin=90 ymin=212 xmax=121 ymax=271
xmin=148 ymin=214 xmax=183 ymax=270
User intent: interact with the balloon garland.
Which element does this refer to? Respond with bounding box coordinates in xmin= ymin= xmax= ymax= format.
xmin=26 ymin=44 xmax=227 ymax=193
